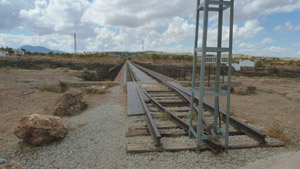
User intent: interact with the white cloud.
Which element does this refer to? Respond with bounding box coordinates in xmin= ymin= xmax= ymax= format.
xmin=82 ymin=0 xmax=195 ymax=29
xmin=239 ymin=42 xmax=255 ymax=48
xmin=275 ymin=20 xmax=300 ymax=31
xmin=235 ymin=0 xmax=300 ymax=22
xmin=263 ymin=46 xmax=288 ymax=53
xmin=19 ymin=0 xmax=95 ymax=38
xmin=0 ymin=0 xmax=35 ymax=30
xmin=260 ymin=38 xmax=276 ymax=45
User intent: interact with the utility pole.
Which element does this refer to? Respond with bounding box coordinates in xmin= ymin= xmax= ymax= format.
xmin=74 ymin=33 xmax=77 ymax=58
xmin=142 ymin=39 xmax=144 ymax=52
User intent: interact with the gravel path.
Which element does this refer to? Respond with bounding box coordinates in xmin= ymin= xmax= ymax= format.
xmin=0 ymin=86 xmax=292 ymax=169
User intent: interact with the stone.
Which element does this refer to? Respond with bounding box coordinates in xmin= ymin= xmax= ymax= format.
xmin=0 ymin=159 xmax=5 ymax=164
xmin=234 ymin=85 xmax=256 ymax=95
xmin=0 ymin=160 xmax=24 ymax=169
xmin=53 ymin=91 xmax=88 ymax=116
xmin=14 ymin=114 xmax=68 ymax=146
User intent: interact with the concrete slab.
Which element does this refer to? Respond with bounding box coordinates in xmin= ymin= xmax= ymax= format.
xmin=127 ymin=82 xmax=145 ymax=116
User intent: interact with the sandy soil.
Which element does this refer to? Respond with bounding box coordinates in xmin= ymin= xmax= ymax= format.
xmin=206 ymin=76 xmax=300 ymax=147
xmin=0 ymin=68 xmax=109 ymax=149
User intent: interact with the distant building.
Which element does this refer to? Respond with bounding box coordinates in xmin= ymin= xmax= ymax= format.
xmin=0 ymin=49 xmax=8 ymax=56
xmin=205 ymin=56 xmax=228 ymax=64
xmin=13 ymin=49 xmax=25 ymax=56
xmin=232 ymin=59 xmax=255 ymax=71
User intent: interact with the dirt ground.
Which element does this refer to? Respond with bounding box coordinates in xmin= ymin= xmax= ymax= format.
xmin=0 ymin=67 xmax=109 ymax=149
xmin=206 ymin=76 xmax=300 ymax=147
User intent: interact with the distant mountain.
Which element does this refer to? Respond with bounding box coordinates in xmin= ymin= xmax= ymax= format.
xmin=18 ymin=45 xmax=65 ymax=54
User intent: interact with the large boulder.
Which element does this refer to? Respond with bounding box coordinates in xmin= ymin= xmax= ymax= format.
xmin=14 ymin=114 xmax=68 ymax=146
xmin=53 ymin=91 xmax=88 ymax=116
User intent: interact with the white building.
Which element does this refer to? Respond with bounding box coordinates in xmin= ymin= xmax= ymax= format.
xmin=14 ymin=49 xmax=25 ymax=56
xmin=0 ymin=49 xmax=8 ymax=56
xmin=232 ymin=59 xmax=255 ymax=71
xmin=205 ymin=56 xmax=228 ymax=64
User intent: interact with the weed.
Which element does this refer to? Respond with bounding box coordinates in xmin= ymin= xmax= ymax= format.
xmin=264 ymin=123 xmax=289 ymax=142
xmin=122 ymin=83 xmax=127 ymax=94
xmin=160 ymin=112 xmax=171 ymax=121
xmin=192 ymin=110 xmax=197 ymax=121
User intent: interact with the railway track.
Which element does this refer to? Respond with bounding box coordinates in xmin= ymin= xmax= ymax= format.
xmin=124 ymin=61 xmax=283 ymax=153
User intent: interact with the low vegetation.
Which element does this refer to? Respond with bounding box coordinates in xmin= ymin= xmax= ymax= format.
xmin=264 ymin=123 xmax=289 ymax=142
xmin=39 ymin=81 xmax=69 ymax=93
xmin=160 ymin=112 xmax=171 ymax=121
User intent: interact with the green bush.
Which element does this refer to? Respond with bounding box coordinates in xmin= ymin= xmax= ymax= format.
xmin=255 ymin=60 xmax=264 ymax=67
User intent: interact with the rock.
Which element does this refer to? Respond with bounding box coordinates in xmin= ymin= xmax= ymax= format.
xmin=0 ymin=159 xmax=5 ymax=164
xmin=53 ymin=91 xmax=88 ymax=116
xmin=81 ymin=70 xmax=100 ymax=81
xmin=0 ymin=136 xmax=4 ymax=140
xmin=234 ymin=85 xmax=256 ymax=95
xmin=14 ymin=114 xmax=68 ymax=146
xmin=221 ymin=84 xmax=234 ymax=92
xmin=0 ymin=160 xmax=24 ymax=169
xmin=235 ymin=86 xmax=249 ymax=95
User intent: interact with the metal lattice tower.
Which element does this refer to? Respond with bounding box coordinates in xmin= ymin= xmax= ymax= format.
xmin=189 ymin=0 xmax=234 ymax=153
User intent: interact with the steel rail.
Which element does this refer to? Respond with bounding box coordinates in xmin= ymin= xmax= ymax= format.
xmin=127 ymin=62 xmax=162 ymax=146
xmin=132 ymin=63 xmax=222 ymax=153
xmin=133 ymin=62 xmax=267 ymax=144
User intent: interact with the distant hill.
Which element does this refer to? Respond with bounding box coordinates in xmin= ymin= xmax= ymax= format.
xmin=18 ymin=45 xmax=65 ymax=54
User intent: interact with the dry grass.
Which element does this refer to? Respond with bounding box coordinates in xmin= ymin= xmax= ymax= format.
xmin=239 ymin=115 xmax=255 ymax=123
xmin=81 ymin=86 xmax=105 ymax=94
xmin=122 ymin=83 xmax=127 ymax=94
xmin=264 ymin=123 xmax=289 ymax=142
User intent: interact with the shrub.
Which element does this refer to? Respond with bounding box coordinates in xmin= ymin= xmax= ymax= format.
xmin=39 ymin=84 xmax=62 ymax=93
xmin=255 ymin=60 xmax=264 ymax=67
xmin=151 ymin=54 xmax=160 ymax=61
xmin=288 ymin=60 xmax=295 ymax=65
xmin=59 ymin=81 xmax=69 ymax=93
xmin=264 ymin=123 xmax=289 ymax=142
xmin=39 ymin=81 xmax=69 ymax=93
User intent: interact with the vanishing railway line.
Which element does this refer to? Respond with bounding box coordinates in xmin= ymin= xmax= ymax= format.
xmin=121 ymin=61 xmax=283 ymax=153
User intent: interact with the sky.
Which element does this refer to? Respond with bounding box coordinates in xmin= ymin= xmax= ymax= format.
xmin=0 ymin=0 xmax=300 ymax=58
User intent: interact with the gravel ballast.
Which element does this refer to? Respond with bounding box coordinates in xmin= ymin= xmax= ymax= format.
xmin=0 ymin=86 xmax=292 ymax=168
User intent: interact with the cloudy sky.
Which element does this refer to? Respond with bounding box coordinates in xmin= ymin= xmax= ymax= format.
xmin=0 ymin=0 xmax=300 ymax=57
